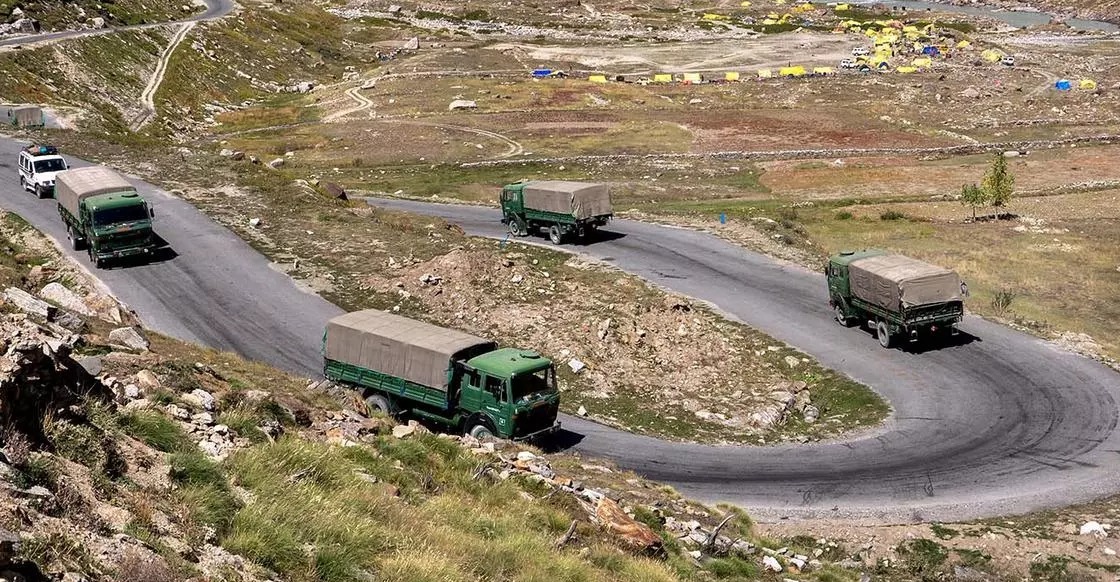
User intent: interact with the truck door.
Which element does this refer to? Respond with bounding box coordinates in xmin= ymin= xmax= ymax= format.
xmin=482 ymin=375 xmax=510 ymax=435
xmin=460 ymin=369 xmax=483 ymax=411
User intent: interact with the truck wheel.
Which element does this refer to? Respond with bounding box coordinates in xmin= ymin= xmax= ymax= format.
xmin=67 ymin=227 xmax=81 ymax=251
xmin=468 ymin=423 xmax=494 ymax=440
xmin=508 ymin=218 xmax=525 ymax=237
xmin=876 ymin=321 xmax=893 ymax=349
xmin=365 ymin=394 xmax=396 ymax=417
xmin=548 ymin=225 xmax=563 ymax=245
xmin=834 ymin=304 xmax=852 ymax=327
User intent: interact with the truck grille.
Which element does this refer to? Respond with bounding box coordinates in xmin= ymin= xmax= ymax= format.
xmin=515 ymin=402 xmax=558 ymax=437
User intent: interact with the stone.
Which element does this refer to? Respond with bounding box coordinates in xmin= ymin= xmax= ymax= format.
xmin=61 ymin=573 xmax=87 ymax=582
xmin=323 ymin=182 xmax=348 ymax=200
xmin=595 ymin=497 xmax=662 ymax=552
xmin=689 ymin=98 xmax=703 ymax=105
xmin=0 ymin=528 xmax=19 ymax=562
xmin=184 ymin=389 xmax=216 ymax=411
xmin=762 ymin=555 xmax=782 ymax=572
xmin=783 ymin=355 xmax=800 ymax=369
xmin=229 ymin=151 xmax=245 ymax=161
xmin=392 ymin=424 xmax=416 ymax=439
xmin=4 ymin=287 xmax=53 ymax=318
xmin=192 ymin=412 xmax=214 ymax=425
xmin=388 ymin=4 xmax=402 ymax=13
xmin=516 ymin=451 xmax=537 ymax=463
xmin=109 ymin=327 xmax=150 ymax=351
xmin=1103 ymin=547 xmax=1116 ymax=556
xmin=597 ymin=319 xmax=611 ymax=341
xmin=960 ymin=87 xmax=980 ymax=99
xmin=123 ymin=384 xmax=142 ymax=400
xmin=1081 ymin=521 xmax=1108 ymax=537
xmin=198 ymin=440 xmax=221 ymax=458
xmin=577 ymin=405 xmax=588 ymax=417
xmin=72 ymin=355 xmax=103 ymax=377
xmin=220 ymin=149 xmax=235 ymax=157
xmin=568 ymin=358 xmax=586 ymax=373
xmin=803 ymin=405 xmax=820 ymax=424
xmin=688 ymin=550 xmax=702 ymax=559
xmin=136 ymin=370 xmax=162 ymax=389
xmin=268 ymin=158 xmax=286 ymax=169
xmin=90 ymin=17 xmax=106 ymax=29
xmin=39 ymin=283 xmax=92 ymax=315
xmin=249 ymin=218 xmax=262 ymax=227
xmin=449 ymin=99 xmax=478 ymax=111
xmin=210 ymin=424 xmax=230 ymax=436
xmin=167 ymin=404 xmax=191 ymax=420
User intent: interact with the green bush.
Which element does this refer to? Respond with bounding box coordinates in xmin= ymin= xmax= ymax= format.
xmin=121 ymin=411 xmax=192 ymax=453
xmin=879 ymin=210 xmax=905 ymax=221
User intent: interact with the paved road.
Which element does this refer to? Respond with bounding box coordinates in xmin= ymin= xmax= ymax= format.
xmin=0 ymin=0 xmax=234 ymax=48
xmin=3 ymin=134 xmax=1119 ymax=522
xmin=0 ymin=139 xmax=341 ymax=377
xmin=367 ymin=198 xmax=1120 ymax=523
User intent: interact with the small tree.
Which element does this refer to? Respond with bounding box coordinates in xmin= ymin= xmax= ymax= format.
xmin=960 ymin=183 xmax=987 ymax=220
xmin=982 ymin=153 xmax=1015 ymax=216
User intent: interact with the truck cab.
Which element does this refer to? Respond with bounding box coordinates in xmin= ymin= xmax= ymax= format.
xmin=460 ymin=348 xmax=560 ymax=440
xmin=18 ymin=145 xmax=68 ymax=198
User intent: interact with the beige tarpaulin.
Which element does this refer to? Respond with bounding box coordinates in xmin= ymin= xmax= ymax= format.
xmin=55 ymin=166 xmax=135 ymax=217
xmin=522 ymin=181 xmax=612 ymax=220
xmin=7 ymin=106 xmax=42 ymax=127
xmin=325 ymin=310 xmax=496 ymax=390
xmin=849 ymin=254 xmax=962 ymax=311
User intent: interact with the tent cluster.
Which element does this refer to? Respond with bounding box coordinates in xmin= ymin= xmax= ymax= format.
xmin=1054 ymin=79 xmax=1097 ymax=91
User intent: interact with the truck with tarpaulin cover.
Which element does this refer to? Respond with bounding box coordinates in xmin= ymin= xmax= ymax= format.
xmin=501 ymin=180 xmax=613 ymax=244
xmin=55 ymin=166 xmax=157 ymax=268
xmin=323 ymin=309 xmax=561 ymax=441
xmin=826 ymin=250 xmax=965 ymax=348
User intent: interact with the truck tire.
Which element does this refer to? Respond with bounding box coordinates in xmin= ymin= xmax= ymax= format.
xmin=67 ymin=227 xmax=81 ymax=251
xmin=834 ymin=304 xmax=853 ymax=327
xmin=365 ymin=394 xmax=396 ymax=417
xmin=508 ymin=217 xmax=525 ymax=237
xmin=548 ymin=225 xmax=563 ymax=245
xmin=877 ymin=321 xmax=893 ymax=349
xmin=468 ymin=423 xmax=494 ymax=440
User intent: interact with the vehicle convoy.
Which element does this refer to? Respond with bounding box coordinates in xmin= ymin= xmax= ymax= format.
xmin=54 ymin=166 xmax=158 ymax=268
xmin=827 ymin=250 xmax=965 ymax=348
xmin=501 ymin=180 xmax=613 ymax=244
xmin=323 ymin=309 xmax=561 ymax=441
xmin=17 ymin=144 xmax=68 ymax=198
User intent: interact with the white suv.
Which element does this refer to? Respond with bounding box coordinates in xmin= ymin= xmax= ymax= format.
xmin=852 ymin=46 xmax=870 ymax=56
xmin=18 ymin=144 xmax=67 ymax=198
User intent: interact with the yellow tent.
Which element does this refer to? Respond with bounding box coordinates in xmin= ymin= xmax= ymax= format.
xmin=682 ymin=72 xmax=702 ymax=83
xmin=779 ymin=65 xmax=807 ymax=76
xmin=703 ymin=13 xmax=729 ymax=20
xmin=740 ymin=1 xmax=752 ymax=6
xmin=767 ymin=12 xmax=780 ymax=18
xmin=865 ymin=28 xmax=878 ymax=37
xmin=981 ymin=49 xmax=1002 ymax=62
xmin=902 ymin=25 xmax=919 ymax=33
xmin=911 ymin=57 xmax=933 ymax=68
xmin=725 ymin=71 xmax=741 ymax=81
xmin=794 ymin=2 xmax=815 ymax=12
xmin=1080 ymin=79 xmax=1098 ymax=90
xmin=835 ymin=2 xmax=851 ymax=10
xmin=653 ymin=73 xmax=673 ymax=83
xmin=956 ymin=40 xmax=971 ymax=49
xmin=813 ymin=67 xmax=835 ymax=75
xmin=757 ymin=69 xmax=773 ymax=78
xmin=588 ymin=75 xmax=608 ymax=83
xmin=762 ymin=18 xmax=778 ymax=24
xmin=897 ymin=66 xmax=918 ymax=73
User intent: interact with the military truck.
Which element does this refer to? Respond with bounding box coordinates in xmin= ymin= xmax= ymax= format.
xmin=827 ymin=250 xmax=964 ymax=348
xmin=55 ymin=166 xmax=158 ymax=268
xmin=323 ymin=309 xmax=561 ymax=441
xmin=501 ymin=180 xmax=612 ymax=244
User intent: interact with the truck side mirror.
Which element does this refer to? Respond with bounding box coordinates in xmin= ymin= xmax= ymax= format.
xmin=149 ymin=208 xmax=155 ymax=218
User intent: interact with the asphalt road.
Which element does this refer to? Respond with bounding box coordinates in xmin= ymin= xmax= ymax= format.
xmin=3 ymin=132 xmax=1119 ymax=522
xmin=0 ymin=139 xmax=341 ymax=377
xmin=0 ymin=0 xmax=235 ymax=48
xmin=367 ymin=198 xmax=1120 ymax=523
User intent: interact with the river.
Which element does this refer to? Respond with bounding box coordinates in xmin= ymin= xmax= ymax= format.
xmin=847 ymin=0 xmax=1119 ymax=32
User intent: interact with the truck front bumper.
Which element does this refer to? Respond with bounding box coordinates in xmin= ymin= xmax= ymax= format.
xmin=513 ymin=421 xmax=561 ymax=442
xmin=96 ymin=246 xmax=155 ymax=260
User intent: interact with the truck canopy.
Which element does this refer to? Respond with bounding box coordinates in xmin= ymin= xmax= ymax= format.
xmin=324 ymin=310 xmax=497 ymax=391
xmin=848 ymin=254 xmax=962 ymax=311
xmin=55 ymin=167 xmax=135 ymax=217
xmin=520 ymin=181 xmax=612 ymax=220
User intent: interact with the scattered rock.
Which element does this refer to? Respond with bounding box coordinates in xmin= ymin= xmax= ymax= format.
xmin=192 ymin=412 xmax=214 ymax=426
xmin=229 ymin=151 xmax=245 ymax=161
xmin=449 ymin=99 xmax=478 ymax=111
xmin=762 ymin=555 xmax=782 ymax=572
xmin=72 ymin=355 xmax=103 ymax=377
xmin=90 ymin=17 xmax=106 ymax=29
xmin=568 ymin=358 xmax=586 ymax=373
xmin=219 ymin=149 xmax=235 ymax=157
xmin=783 ymin=355 xmax=800 ymax=369
xmin=123 ymin=384 xmax=142 ymax=400
xmin=595 ymin=497 xmax=662 ymax=552
xmin=597 ymin=319 xmax=611 ymax=341
xmin=960 ymin=87 xmax=980 ymax=99
xmin=0 ymin=528 xmax=19 ymax=563
xmin=136 ymin=370 xmax=162 ymax=389
xmin=167 ymin=404 xmax=191 ymax=420
xmin=323 ymin=182 xmax=348 ymax=201
xmin=268 ymin=158 xmax=286 ymax=169
xmin=249 ymin=218 xmax=262 ymax=228
xmin=109 ymin=327 xmax=150 ymax=351
xmin=803 ymin=405 xmax=820 ymax=424
xmin=577 ymin=405 xmax=588 ymax=417
xmin=1081 ymin=521 xmax=1108 ymax=537
xmin=4 ymin=287 xmax=53 ymax=318
xmin=391 ymin=424 xmax=416 ymax=439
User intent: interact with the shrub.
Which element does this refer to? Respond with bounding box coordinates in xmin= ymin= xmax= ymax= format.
xmin=879 ymin=210 xmax=905 ymax=221
xmin=121 ymin=411 xmax=192 ymax=453
xmin=991 ymin=288 xmax=1015 ymax=315
xmin=834 ymin=210 xmax=853 ymax=220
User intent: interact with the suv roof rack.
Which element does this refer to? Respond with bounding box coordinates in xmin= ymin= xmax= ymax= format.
xmin=24 ymin=144 xmax=58 ymax=156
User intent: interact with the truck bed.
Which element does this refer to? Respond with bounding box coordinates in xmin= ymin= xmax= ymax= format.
xmin=325 ymin=359 xmax=450 ymax=410
xmin=851 ymin=296 xmax=963 ymax=327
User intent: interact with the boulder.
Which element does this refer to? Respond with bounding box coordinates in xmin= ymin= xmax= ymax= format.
xmin=4 ymin=287 xmax=53 ymax=318
xmin=0 ymin=528 xmax=19 ymax=563
xmin=123 ymin=384 xmax=142 ymax=400
xmin=136 ymin=370 xmax=162 ymax=389
xmin=229 ymin=151 xmax=245 ymax=161
xmin=40 ymin=282 xmax=93 ymax=316
xmin=72 ymin=355 xmax=103 ymax=377
xmin=90 ymin=17 xmax=106 ymax=29
xmin=595 ymin=497 xmax=662 ymax=553
xmin=322 ymin=182 xmax=348 ymax=201
xmin=184 ymin=389 xmax=216 ymax=411
xmin=960 ymin=87 xmax=980 ymax=99
xmin=268 ymin=158 xmax=286 ymax=169
xmin=449 ymin=99 xmax=478 ymax=111
xmin=1080 ymin=521 xmax=1108 ymax=537
xmin=109 ymin=327 xmax=150 ymax=351
xmin=762 ymin=555 xmax=782 ymax=572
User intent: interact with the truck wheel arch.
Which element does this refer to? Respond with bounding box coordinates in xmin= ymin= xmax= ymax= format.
xmin=464 ymin=413 xmax=496 ymax=439
xmin=365 ymin=393 xmax=398 ymax=417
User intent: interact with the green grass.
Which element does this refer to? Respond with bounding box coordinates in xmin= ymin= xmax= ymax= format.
xmin=121 ymin=411 xmax=193 ymax=453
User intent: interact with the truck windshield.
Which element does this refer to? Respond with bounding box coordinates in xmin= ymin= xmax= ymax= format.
xmin=93 ymin=205 xmax=149 ymax=226
xmin=511 ymin=367 xmax=556 ymax=401
xmin=33 ymin=159 xmax=66 ymax=173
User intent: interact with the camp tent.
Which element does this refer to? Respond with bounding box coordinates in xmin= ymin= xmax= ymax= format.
xmin=757 ymin=69 xmax=773 ymax=78
xmin=682 ymin=72 xmax=702 ymax=83
xmin=779 ymin=65 xmax=807 ymax=77
xmin=912 ymin=57 xmax=933 ymax=68
xmin=922 ymin=45 xmax=940 ymax=56
xmin=725 ymin=71 xmax=741 ymax=81
xmin=981 ymin=49 xmax=1002 ymax=62
xmin=740 ymin=1 xmax=752 ymax=6
xmin=897 ymin=66 xmax=918 ymax=73
xmin=1055 ymin=79 xmax=1072 ymax=90
xmin=702 ymin=13 xmax=729 ymax=20
xmin=588 ymin=75 xmax=608 ymax=83
xmin=835 ymin=2 xmax=850 ymax=9
xmin=532 ymin=69 xmax=553 ymax=78
xmin=1080 ymin=79 xmax=1097 ymax=90
xmin=956 ymin=40 xmax=971 ymax=49
xmin=902 ymin=25 xmax=919 ymax=33
xmin=653 ymin=74 xmax=673 ymax=83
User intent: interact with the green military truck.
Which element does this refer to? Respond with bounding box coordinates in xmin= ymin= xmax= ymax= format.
xmin=55 ymin=166 xmax=158 ymax=268
xmin=323 ymin=309 xmax=561 ymax=441
xmin=501 ymin=180 xmax=613 ymax=244
xmin=827 ymin=250 xmax=964 ymax=348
